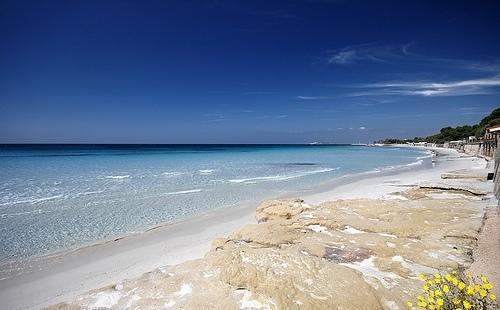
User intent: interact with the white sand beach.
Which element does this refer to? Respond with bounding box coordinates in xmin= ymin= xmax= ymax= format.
xmin=0 ymin=147 xmax=496 ymax=309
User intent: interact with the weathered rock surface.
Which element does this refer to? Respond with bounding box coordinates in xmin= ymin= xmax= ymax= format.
xmin=255 ymin=198 xmax=309 ymax=223
xmin=53 ymin=186 xmax=489 ymax=310
xmin=441 ymin=169 xmax=489 ymax=180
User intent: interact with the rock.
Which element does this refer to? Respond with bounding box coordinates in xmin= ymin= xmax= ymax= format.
xmin=53 ymin=187 xmax=489 ymax=310
xmin=441 ymin=169 xmax=489 ymax=181
xmin=255 ymin=198 xmax=308 ymax=223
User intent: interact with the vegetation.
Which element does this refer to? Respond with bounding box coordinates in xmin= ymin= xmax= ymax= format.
xmin=407 ymin=272 xmax=496 ymax=309
xmin=377 ymin=108 xmax=500 ymax=144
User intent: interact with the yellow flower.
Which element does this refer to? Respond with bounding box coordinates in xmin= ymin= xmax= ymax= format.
xmin=445 ymin=274 xmax=452 ymax=281
xmin=483 ymin=283 xmax=493 ymax=290
xmin=466 ymin=286 xmax=475 ymax=295
xmin=406 ymin=301 xmax=413 ymax=308
xmin=434 ymin=273 xmax=441 ymax=279
xmin=428 ymin=280 xmax=435 ymax=285
xmin=452 ymin=278 xmax=459 ymax=286
xmin=479 ymin=289 xmax=488 ymax=297
xmin=430 ymin=291 xmax=435 ymax=298
xmin=423 ymin=285 xmax=430 ymax=291
xmin=481 ymin=275 xmax=488 ymax=283
xmin=419 ymin=274 xmax=427 ymax=281
xmin=452 ymin=298 xmax=460 ymax=305
xmin=436 ymin=298 xmax=444 ymax=306
xmin=428 ymin=297 xmax=435 ymax=303
xmin=435 ymin=278 xmax=441 ymax=284
xmin=443 ymin=285 xmax=449 ymax=293
xmin=417 ymin=301 xmax=427 ymax=307
xmin=463 ymin=300 xmax=472 ymax=309
xmin=458 ymin=282 xmax=466 ymax=290
xmin=418 ymin=295 xmax=425 ymax=301
xmin=490 ymin=294 xmax=496 ymax=301
xmin=435 ymin=290 xmax=443 ymax=297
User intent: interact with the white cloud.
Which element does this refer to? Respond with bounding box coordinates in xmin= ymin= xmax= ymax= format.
xmin=359 ymin=126 xmax=366 ymax=130
xmin=350 ymin=76 xmax=500 ymax=97
xmin=321 ymin=42 xmax=500 ymax=74
xmin=323 ymin=43 xmax=404 ymax=65
xmin=296 ymin=96 xmax=330 ymax=100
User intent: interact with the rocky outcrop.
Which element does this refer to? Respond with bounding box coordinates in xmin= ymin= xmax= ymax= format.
xmin=255 ymin=198 xmax=309 ymax=223
xmin=53 ymin=186 xmax=489 ymax=310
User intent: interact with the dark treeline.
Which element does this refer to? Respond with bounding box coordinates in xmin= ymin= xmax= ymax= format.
xmin=377 ymin=108 xmax=500 ymax=144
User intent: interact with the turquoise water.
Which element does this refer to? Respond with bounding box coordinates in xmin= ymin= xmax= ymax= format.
xmin=0 ymin=144 xmax=430 ymax=262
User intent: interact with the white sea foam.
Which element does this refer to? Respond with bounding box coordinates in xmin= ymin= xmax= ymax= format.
xmin=199 ymin=169 xmax=215 ymax=175
xmin=365 ymin=159 xmax=424 ymax=176
xmin=162 ymin=189 xmax=202 ymax=196
xmin=416 ymin=154 xmax=433 ymax=160
xmin=0 ymin=195 xmax=63 ymax=206
xmin=161 ymin=171 xmax=184 ymax=177
xmin=104 ymin=175 xmax=130 ymax=179
xmin=76 ymin=190 xmax=105 ymax=197
xmin=228 ymin=168 xmax=338 ymax=184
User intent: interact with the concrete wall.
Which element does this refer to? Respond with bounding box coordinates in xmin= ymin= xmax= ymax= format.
xmin=494 ymin=148 xmax=500 ymax=202
xmin=462 ymin=144 xmax=481 ymax=156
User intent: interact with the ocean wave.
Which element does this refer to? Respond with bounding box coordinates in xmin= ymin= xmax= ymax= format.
xmin=415 ymin=150 xmax=433 ymax=160
xmin=416 ymin=154 xmax=433 ymax=160
xmin=104 ymin=175 xmax=130 ymax=179
xmin=161 ymin=172 xmax=184 ymax=177
xmin=161 ymin=189 xmax=203 ymax=196
xmin=0 ymin=195 xmax=63 ymax=206
xmin=228 ymin=168 xmax=339 ymax=184
xmin=75 ymin=190 xmax=105 ymax=197
xmin=400 ymin=159 xmax=424 ymax=167
xmin=370 ymin=159 xmax=424 ymax=174
xmin=199 ymin=169 xmax=215 ymax=175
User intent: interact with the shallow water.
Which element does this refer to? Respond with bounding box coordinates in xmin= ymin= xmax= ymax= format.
xmin=0 ymin=144 xmax=429 ymax=262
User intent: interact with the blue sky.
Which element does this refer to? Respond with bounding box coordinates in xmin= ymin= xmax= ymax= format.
xmin=1 ymin=0 xmax=499 ymax=143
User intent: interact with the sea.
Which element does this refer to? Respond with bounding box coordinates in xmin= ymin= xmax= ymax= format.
xmin=0 ymin=144 xmax=431 ymax=263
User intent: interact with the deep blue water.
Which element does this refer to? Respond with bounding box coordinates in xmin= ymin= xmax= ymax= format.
xmin=0 ymin=144 xmax=430 ymax=262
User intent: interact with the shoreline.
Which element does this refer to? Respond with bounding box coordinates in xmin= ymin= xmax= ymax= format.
xmin=0 ymin=147 xmax=431 ymax=273
xmin=0 ymin=147 xmax=492 ymax=309
xmin=55 ymin=146 xmax=497 ymax=309
xmin=0 ymin=146 xmax=429 ymax=269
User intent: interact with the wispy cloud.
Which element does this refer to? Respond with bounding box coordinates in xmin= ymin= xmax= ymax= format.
xmin=204 ymin=115 xmax=229 ymax=122
xmin=322 ymin=43 xmax=406 ymax=65
xmin=321 ymin=42 xmax=500 ymax=73
xmin=296 ymin=96 xmax=333 ymax=100
xmin=349 ymin=76 xmax=500 ymax=97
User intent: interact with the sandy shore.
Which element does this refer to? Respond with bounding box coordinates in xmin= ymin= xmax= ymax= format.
xmin=0 ymin=147 xmax=495 ymax=309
